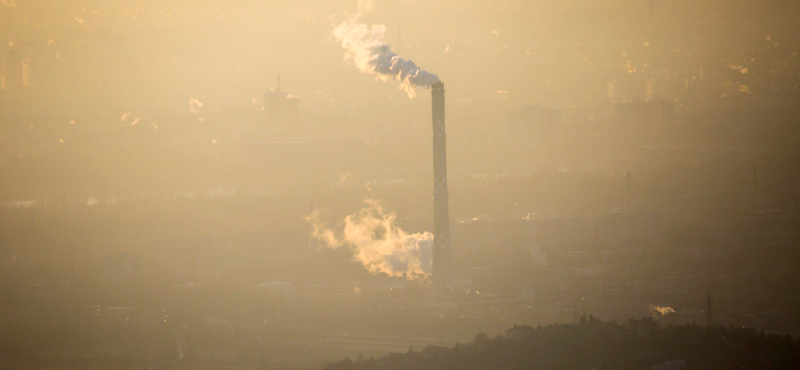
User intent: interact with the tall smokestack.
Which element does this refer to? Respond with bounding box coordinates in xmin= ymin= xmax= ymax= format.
xmin=431 ymin=82 xmax=452 ymax=286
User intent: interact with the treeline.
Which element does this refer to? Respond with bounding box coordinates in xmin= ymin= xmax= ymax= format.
xmin=325 ymin=317 xmax=800 ymax=370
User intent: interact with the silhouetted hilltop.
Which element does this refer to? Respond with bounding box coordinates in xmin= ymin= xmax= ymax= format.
xmin=325 ymin=317 xmax=800 ymax=370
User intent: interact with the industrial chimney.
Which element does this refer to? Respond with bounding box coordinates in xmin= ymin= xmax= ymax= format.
xmin=431 ymin=82 xmax=452 ymax=286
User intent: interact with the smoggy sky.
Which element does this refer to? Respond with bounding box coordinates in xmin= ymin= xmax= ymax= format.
xmin=3 ymin=0 xmax=798 ymax=116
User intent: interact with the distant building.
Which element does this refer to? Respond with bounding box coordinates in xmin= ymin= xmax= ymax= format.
xmin=263 ymin=75 xmax=299 ymax=119
xmin=263 ymin=89 xmax=298 ymax=117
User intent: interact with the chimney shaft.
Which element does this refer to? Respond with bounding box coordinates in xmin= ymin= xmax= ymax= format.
xmin=431 ymin=82 xmax=452 ymax=285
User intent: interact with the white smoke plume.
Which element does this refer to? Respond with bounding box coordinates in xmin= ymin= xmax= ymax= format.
xmin=357 ymin=0 xmax=376 ymax=13
xmin=307 ymin=199 xmax=433 ymax=280
xmin=333 ymin=17 xmax=439 ymax=98
xmin=650 ymin=304 xmax=676 ymax=316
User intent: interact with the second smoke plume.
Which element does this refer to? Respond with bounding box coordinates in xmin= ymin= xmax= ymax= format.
xmin=307 ymin=200 xmax=433 ymax=280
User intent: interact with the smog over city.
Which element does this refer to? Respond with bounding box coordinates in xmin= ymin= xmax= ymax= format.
xmin=2 ymin=1 xmax=800 ymax=369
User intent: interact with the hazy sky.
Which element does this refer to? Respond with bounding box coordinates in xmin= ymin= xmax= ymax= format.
xmin=3 ymin=0 xmax=797 ymax=116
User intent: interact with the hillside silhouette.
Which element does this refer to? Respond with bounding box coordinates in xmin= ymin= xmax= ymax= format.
xmin=325 ymin=316 xmax=800 ymax=370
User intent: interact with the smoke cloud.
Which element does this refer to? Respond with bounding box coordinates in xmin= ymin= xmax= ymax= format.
xmin=357 ymin=0 xmax=376 ymax=13
xmin=189 ymin=97 xmax=203 ymax=114
xmin=307 ymin=199 xmax=433 ymax=280
xmin=332 ymin=17 xmax=439 ymax=98
xmin=650 ymin=304 xmax=676 ymax=316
